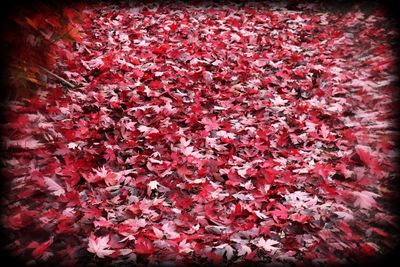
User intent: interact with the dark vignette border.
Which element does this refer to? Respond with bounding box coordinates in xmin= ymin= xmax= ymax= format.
xmin=0 ymin=0 xmax=399 ymax=267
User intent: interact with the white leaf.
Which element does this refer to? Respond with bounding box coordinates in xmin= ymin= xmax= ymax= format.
xmin=44 ymin=177 xmax=65 ymax=196
xmin=216 ymin=130 xmax=236 ymax=139
xmin=179 ymin=137 xmax=191 ymax=147
xmin=353 ymin=191 xmax=379 ymax=209
xmin=237 ymin=244 xmax=252 ymax=256
xmin=254 ymin=210 xmax=268 ymax=219
xmin=320 ymin=123 xmax=329 ymax=139
xmin=237 ymin=168 xmax=247 ymax=178
xmin=231 ymin=33 xmax=241 ymax=42
xmin=257 ymin=238 xmax=280 ymax=252
xmin=87 ymin=235 xmax=115 ymax=258
xmin=203 ymin=71 xmax=213 ymax=84
xmin=181 ymin=146 xmax=194 ymax=156
xmin=225 ymin=244 xmax=234 ymax=260
xmin=240 ymin=180 xmax=255 ymax=190
xmin=271 ymin=95 xmax=288 ymax=106
xmin=178 ymin=239 xmax=193 ymax=253
xmin=148 ymin=180 xmax=160 ymax=190
xmin=161 ymin=221 xmax=180 ymax=239
xmin=216 ymin=244 xmax=235 ymax=260
xmin=253 ymin=59 xmax=268 ymax=68
xmin=233 ymin=193 xmax=254 ymax=201
xmin=138 ymin=125 xmax=159 ymax=134
xmin=67 ymin=142 xmax=79 ymax=149
xmin=334 ymin=211 xmax=354 ymax=221
xmin=152 ymin=227 xmax=164 ymax=239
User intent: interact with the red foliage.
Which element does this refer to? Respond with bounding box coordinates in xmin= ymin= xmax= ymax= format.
xmin=1 ymin=2 xmax=397 ymax=266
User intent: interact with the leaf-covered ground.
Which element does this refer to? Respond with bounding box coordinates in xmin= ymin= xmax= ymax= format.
xmin=1 ymin=2 xmax=398 ymax=266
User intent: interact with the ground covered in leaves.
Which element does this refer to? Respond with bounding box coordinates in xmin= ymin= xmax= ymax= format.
xmin=1 ymin=2 xmax=398 ymax=266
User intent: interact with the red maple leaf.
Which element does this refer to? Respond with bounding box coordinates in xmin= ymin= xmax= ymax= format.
xmin=31 ymin=237 xmax=54 ymax=259
xmin=134 ymin=237 xmax=156 ymax=255
xmin=149 ymin=80 xmax=163 ymax=90
xmin=313 ymin=163 xmax=334 ymax=177
xmin=104 ymin=148 xmax=116 ymax=161
xmin=267 ymin=204 xmax=288 ymax=222
xmin=289 ymin=213 xmax=311 ymax=224
xmin=355 ymin=145 xmax=379 ymax=169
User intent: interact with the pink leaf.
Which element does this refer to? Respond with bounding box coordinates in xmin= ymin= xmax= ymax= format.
xmin=161 ymin=221 xmax=180 ymax=239
xmin=44 ymin=177 xmax=65 ymax=196
xmin=257 ymin=238 xmax=280 ymax=252
xmin=353 ymin=190 xmax=379 ymax=209
xmin=152 ymin=226 xmax=164 ymax=239
xmin=201 ymin=117 xmax=220 ymax=131
xmin=87 ymin=234 xmax=115 ymax=258
xmin=237 ymin=244 xmax=252 ymax=256
xmin=355 ymin=145 xmax=377 ymax=168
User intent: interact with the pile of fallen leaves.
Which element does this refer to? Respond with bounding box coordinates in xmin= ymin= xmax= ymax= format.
xmin=1 ymin=2 xmax=398 ymax=266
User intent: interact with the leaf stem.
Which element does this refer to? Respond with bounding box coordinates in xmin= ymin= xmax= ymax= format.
xmin=38 ymin=65 xmax=75 ymax=88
